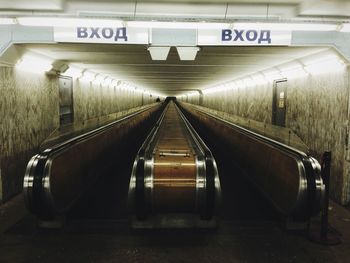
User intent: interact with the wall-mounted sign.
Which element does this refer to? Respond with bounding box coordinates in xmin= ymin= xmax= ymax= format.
xmin=198 ymin=29 xmax=292 ymax=46
xmin=54 ymin=27 xmax=291 ymax=46
xmin=54 ymin=27 xmax=149 ymax=44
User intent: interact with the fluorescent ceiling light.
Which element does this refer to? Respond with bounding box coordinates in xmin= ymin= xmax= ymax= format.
xmin=0 ymin=18 xmax=16 ymax=24
xmin=234 ymin=22 xmax=337 ymax=31
xmin=282 ymin=67 xmax=308 ymax=79
xmin=94 ymin=74 xmax=106 ymax=84
xmin=119 ymin=81 xmax=127 ymax=90
xmin=188 ymin=91 xmax=198 ymax=96
xmin=301 ymin=53 xmax=344 ymax=66
xmin=304 ymin=58 xmax=345 ymax=75
xmin=235 ymin=80 xmax=244 ymax=87
xmin=17 ymin=17 xmax=124 ymax=27
xmin=262 ymin=68 xmax=283 ymax=81
xmin=176 ymin=47 xmax=200 ymax=61
xmin=202 ymin=84 xmax=230 ymax=95
xmin=15 ymin=17 xmax=341 ymax=32
xmin=148 ymin=46 xmax=170 ymax=61
xmin=278 ymin=62 xmax=308 ymax=79
xmin=111 ymin=79 xmax=121 ymax=87
xmin=16 ymin=54 xmax=52 ymax=73
xmin=134 ymin=88 xmax=144 ymax=94
xmin=125 ymin=83 xmax=134 ymax=90
xmin=120 ymin=81 xmax=135 ymax=91
xmin=251 ymin=74 xmax=267 ymax=85
xmin=340 ymin=23 xmax=350 ymax=32
xmin=64 ymin=66 xmax=83 ymax=79
xmin=80 ymin=70 xmax=96 ymax=82
xmin=202 ymin=89 xmax=214 ymax=95
xmin=104 ymin=77 xmax=113 ymax=86
xmin=127 ymin=21 xmax=230 ymax=29
xmin=49 ymin=61 xmax=69 ymax=74
xmin=203 ymin=89 xmax=215 ymax=95
xmin=202 ymin=51 xmax=345 ymax=97
xmin=244 ymin=77 xmax=256 ymax=87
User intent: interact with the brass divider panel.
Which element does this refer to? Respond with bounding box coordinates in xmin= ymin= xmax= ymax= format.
xmin=153 ymin=102 xmax=197 ymax=213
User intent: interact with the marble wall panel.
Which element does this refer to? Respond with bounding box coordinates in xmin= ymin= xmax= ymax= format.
xmin=0 ymin=67 xmax=59 ymax=201
xmin=0 ymin=68 xmax=155 ymax=202
xmin=186 ymin=67 xmax=350 ymax=204
xmin=72 ymin=79 xmax=151 ymax=124
xmin=286 ymin=71 xmax=349 ymax=203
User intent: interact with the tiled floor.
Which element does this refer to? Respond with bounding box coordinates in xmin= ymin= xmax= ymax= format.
xmin=0 ymin=203 xmax=349 ymax=263
xmin=1 ymin=128 xmax=349 ymax=262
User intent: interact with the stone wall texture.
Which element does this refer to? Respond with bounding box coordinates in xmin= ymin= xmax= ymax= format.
xmin=0 ymin=67 xmax=59 ymax=202
xmin=73 ymin=79 xmax=152 ymax=124
xmin=0 ymin=67 xmax=155 ymax=202
xmin=185 ymin=67 xmax=350 ymax=204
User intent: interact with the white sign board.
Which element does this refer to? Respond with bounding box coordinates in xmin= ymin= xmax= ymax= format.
xmin=198 ymin=29 xmax=292 ymax=46
xmin=54 ymin=27 xmax=291 ymax=46
xmin=54 ymin=27 xmax=149 ymax=44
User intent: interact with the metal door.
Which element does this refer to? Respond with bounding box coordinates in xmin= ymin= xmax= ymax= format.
xmin=272 ymin=79 xmax=287 ymax=127
xmin=59 ymin=76 xmax=74 ymax=126
xmin=199 ymin=91 xmax=204 ymax=106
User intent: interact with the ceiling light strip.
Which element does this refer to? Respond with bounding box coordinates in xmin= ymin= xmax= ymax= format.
xmin=10 ymin=16 xmax=346 ymax=32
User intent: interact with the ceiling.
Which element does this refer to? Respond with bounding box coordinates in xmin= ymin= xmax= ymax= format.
xmin=20 ymin=43 xmax=327 ymax=95
xmin=4 ymin=0 xmax=345 ymax=96
xmin=0 ymin=0 xmax=350 ymax=21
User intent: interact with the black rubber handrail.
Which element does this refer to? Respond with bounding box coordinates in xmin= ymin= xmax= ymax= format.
xmin=24 ymin=104 xmax=162 ymax=219
xmin=131 ymin=100 xmax=220 ymax=220
xmin=178 ymin=103 xmax=324 ymax=220
xmin=42 ymin=104 xmax=161 ymax=156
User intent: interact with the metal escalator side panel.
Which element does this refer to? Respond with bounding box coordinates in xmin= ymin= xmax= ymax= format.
xmin=136 ymin=156 xmax=146 ymax=219
xmin=25 ymin=105 xmax=162 ymax=218
xmin=43 ymin=104 xmax=162 ymax=154
xmin=144 ymin=153 xmax=154 ymax=216
xmin=308 ymin=157 xmax=325 ymax=214
xmin=128 ymin=103 xmax=170 ymax=219
xmin=300 ymin=156 xmax=324 ymax=219
xmin=151 ymin=103 xmax=197 ymax=214
xmin=285 ymin=155 xmax=323 ymax=220
xmin=153 ymin=150 xmax=197 ymax=213
xmin=23 ymin=154 xmax=41 ymax=214
xmin=177 ymin=101 xmax=221 ymax=219
xmin=129 ymin=100 xmax=221 ymax=224
xmin=195 ymin=155 xmax=207 ymax=218
xmin=179 ymin=103 xmax=323 ymax=220
xmin=128 ymin=157 xmax=140 ymax=218
xmin=47 ymin=114 xmax=136 ymax=213
xmin=175 ymin=102 xmax=221 ymax=219
xmin=212 ymin=157 xmax=222 ymax=216
xmin=23 ymin=154 xmax=56 ymax=219
xmin=43 ymin=137 xmax=108 ymax=214
xmin=128 ymin=146 xmax=155 ymax=220
xmin=204 ymin=154 xmax=216 ymax=220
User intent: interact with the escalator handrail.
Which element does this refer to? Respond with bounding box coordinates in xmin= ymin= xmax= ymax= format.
xmin=24 ymin=103 xmax=162 ymax=218
xmin=178 ymin=103 xmax=324 ymax=219
xmin=40 ymin=104 xmax=161 ymax=157
xmin=180 ymin=103 xmax=311 ymax=161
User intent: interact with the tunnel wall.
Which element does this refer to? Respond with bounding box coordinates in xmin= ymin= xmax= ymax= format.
xmin=0 ymin=67 xmax=59 ymax=203
xmin=184 ymin=66 xmax=350 ymax=205
xmin=73 ymin=78 xmax=154 ymax=123
xmin=0 ymin=67 xmax=154 ymax=203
